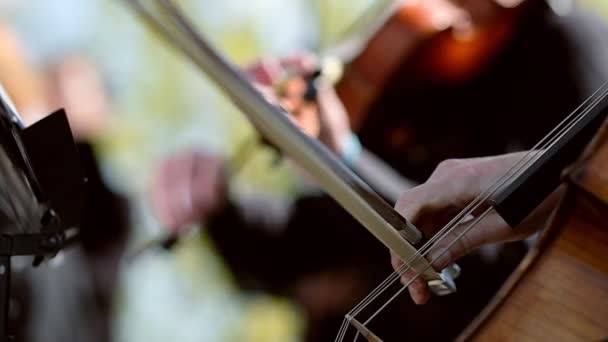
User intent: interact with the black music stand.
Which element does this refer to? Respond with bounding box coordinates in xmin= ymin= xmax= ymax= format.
xmin=0 ymin=228 xmax=76 ymax=341
xmin=0 ymin=104 xmax=84 ymax=341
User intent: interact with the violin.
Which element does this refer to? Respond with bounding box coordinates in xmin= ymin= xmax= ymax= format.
xmin=282 ymin=0 xmax=532 ymax=131
xmin=126 ymin=1 xmax=608 ymax=340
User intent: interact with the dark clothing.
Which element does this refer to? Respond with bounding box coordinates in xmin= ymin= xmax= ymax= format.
xmin=12 ymin=143 xmax=130 ymax=342
xmin=207 ymin=3 xmax=608 ymax=341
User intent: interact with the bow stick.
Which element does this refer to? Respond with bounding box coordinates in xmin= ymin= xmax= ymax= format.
xmin=122 ymin=0 xmax=461 ymax=338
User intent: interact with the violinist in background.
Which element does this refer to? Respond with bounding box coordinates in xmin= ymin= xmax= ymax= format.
xmin=0 ymin=23 xmax=48 ymax=120
xmin=23 ymin=55 xmax=130 ymax=342
xmin=0 ymin=35 xmax=129 ymax=340
xmin=151 ymin=0 xmax=608 ymax=340
xmin=0 ymin=21 xmax=48 ymax=341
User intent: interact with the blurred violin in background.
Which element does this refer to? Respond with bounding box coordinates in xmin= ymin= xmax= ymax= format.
xmin=270 ymin=0 xmax=532 ymax=132
xmin=337 ymin=0 xmax=529 ymax=130
xmin=128 ymin=0 xmax=608 ymax=340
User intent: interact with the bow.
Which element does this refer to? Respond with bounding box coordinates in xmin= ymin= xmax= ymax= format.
xmin=122 ymin=0 xmax=460 ymax=339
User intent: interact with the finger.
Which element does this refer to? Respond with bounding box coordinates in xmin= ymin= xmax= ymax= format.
xmin=394 ymin=170 xmax=486 ymax=237
xmin=395 ymin=258 xmax=431 ymax=304
xmin=390 ymin=251 xmax=403 ymax=271
xmin=244 ymin=58 xmax=283 ymax=85
xmin=179 ymin=152 xmax=197 ymax=224
xmin=164 ymin=153 xmax=196 ymax=231
xmin=162 ymin=156 xmax=185 ymax=230
xmin=256 ymin=83 xmax=294 ymax=115
xmin=296 ymin=103 xmax=321 ymax=137
xmin=426 ymin=210 xmax=511 ymax=270
xmin=316 ymin=84 xmax=345 ymax=112
xmin=155 ymin=152 xmax=195 ymax=228
xmin=391 ymin=251 xmax=431 ymax=304
xmin=151 ymin=161 xmax=173 ymax=227
xmin=315 ymin=81 xmax=348 ymax=127
xmin=279 ymin=52 xmax=318 ymax=75
xmin=394 ymin=185 xmax=440 ymax=230
xmin=407 ymin=279 xmax=431 ymax=305
xmin=153 ymin=158 xmax=181 ymax=229
xmin=391 ymin=213 xmax=510 ymax=305
xmin=190 ymin=154 xmax=226 ymax=220
xmin=282 ymin=77 xmax=307 ymax=106
xmin=253 ymin=83 xmax=279 ymax=103
xmin=279 ymin=97 xmax=297 ymax=113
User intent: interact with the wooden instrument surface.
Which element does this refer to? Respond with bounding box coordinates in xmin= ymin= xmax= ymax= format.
xmin=335 ymin=0 xmax=524 ymax=132
xmin=459 ymin=118 xmax=608 ymax=341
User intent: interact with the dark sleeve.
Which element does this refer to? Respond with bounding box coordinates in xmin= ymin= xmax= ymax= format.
xmin=76 ymin=143 xmax=130 ymax=256
xmin=205 ymin=191 xmax=391 ymax=293
xmin=204 ymin=140 xmax=416 ymax=292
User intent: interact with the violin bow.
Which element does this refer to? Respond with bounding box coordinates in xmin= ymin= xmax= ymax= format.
xmin=122 ymin=1 xmax=608 ymax=340
xmin=121 ymin=0 xmax=459 ymax=332
xmin=122 ymin=0 xmax=408 ymax=264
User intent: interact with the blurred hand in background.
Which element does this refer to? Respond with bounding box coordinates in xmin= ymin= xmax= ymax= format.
xmin=151 ymin=52 xmax=355 ymax=233
xmin=245 ymin=52 xmax=353 ymax=156
xmin=151 ymin=148 xmax=228 ymax=233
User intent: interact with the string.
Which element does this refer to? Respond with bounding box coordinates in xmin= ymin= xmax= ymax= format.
xmin=339 ymin=81 xmax=608 ymax=340
xmin=350 ymin=78 xmax=606 ymax=314
xmin=122 ymin=3 xmax=411 ymax=339
xmin=119 ymin=2 xmax=608 ymax=339
xmin=337 ymin=85 xmax=607 ymax=340
xmin=346 ymin=82 xmax=605 ymax=340
xmin=335 ymin=81 xmax=608 ymax=341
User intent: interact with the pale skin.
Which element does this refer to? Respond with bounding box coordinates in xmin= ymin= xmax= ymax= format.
xmin=151 ymin=54 xmax=564 ymax=307
xmin=392 ymin=152 xmax=564 ymax=304
xmin=151 ymin=53 xmax=352 ymax=232
xmin=245 ymin=52 xmax=352 ymax=154
xmin=150 ymin=55 xmax=367 ymax=316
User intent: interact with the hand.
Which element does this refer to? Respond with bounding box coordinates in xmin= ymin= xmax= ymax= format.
xmin=245 ymin=53 xmax=353 ymax=156
xmin=391 ymin=152 xmax=563 ymax=304
xmin=150 ymin=149 xmax=227 ymax=233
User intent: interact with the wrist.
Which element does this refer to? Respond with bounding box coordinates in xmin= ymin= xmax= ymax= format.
xmin=340 ymin=133 xmax=362 ymax=167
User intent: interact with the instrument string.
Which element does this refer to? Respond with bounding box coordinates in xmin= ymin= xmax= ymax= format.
xmin=349 ymin=78 xmax=608 ymax=315
xmin=118 ymin=2 xmax=608 ymax=340
xmin=345 ymin=82 xmax=608 ymax=339
xmin=138 ymin=1 xmax=608 ymax=336
xmin=336 ymin=81 xmax=608 ymax=341
xmin=344 ymin=81 xmax=608 ymax=334
xmin=338 ymin=84 xmax=607 ymax=340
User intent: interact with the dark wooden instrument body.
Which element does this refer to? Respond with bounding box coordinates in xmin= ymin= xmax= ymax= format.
xmin=335 ymin=1 xmax=522 ymax=131
xmin=459 ymin=119 xmax=608 ymax=341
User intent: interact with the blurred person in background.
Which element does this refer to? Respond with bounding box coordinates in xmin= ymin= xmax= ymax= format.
xmin=22 ymin=55 xmax=130 ymax=342
xmin=152 ymin=0 xmax=608 ymax=340
xmin=153 ymin=0 xmax=608 ymax=341
xmin=0 ymin=23 xmax=129 ymax=341
xmin=0 ymin=22 xmax=48 ymax=119
xmin=0 ymin=20 xmax=47 ymax=341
